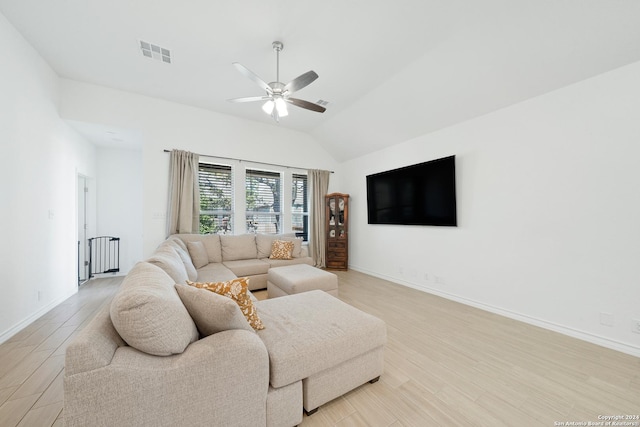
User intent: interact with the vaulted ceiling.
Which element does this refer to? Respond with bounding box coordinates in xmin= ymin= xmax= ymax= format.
xmin=2 ymin=0 xmax=640 ymax=161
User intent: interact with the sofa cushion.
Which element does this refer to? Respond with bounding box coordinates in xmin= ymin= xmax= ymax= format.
xmin=196 ymin=262 xmax=238 ymax=283
xmin=223 ymin=259 xmax=270 ymax=277
xmin=175 ymin=283 xmax=253 ymax=336
xmin=110 ymin=262 xmax=199 ymax=356
xmin=167 ymin=236 xmax=188 ymax=252
xmin=147 ymin=246 xmax=190 ymax=284
xmin=269 ymin=240 xmax=294 ymax=260
xmin=256 ymin=233 xmax=302 ymax=258
xmin=189 ymin=277 xmax=264 ymax=330
xmin=264 ymin=257 xmax=314 ymax=269
xmin=202 ymin=234 xmax=223 ymax=263
xmin=172 ymin=234 xmax=223 ymax=263
xmin=221 ymin=234 xmax=257 ymax=261
xmin=160 ymin=240 xmax=197 ymax=281
xmin=187 ymin=241 xmax=209 ymax=269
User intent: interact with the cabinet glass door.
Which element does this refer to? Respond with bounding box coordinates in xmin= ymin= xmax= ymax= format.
xmin=328 ymin=197 xmax=336 ymax=237
xmin=336 ymin=196 xmax=345 ymax=238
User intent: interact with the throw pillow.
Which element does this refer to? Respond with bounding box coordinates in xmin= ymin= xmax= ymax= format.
xmin=256 ymin=234 xmax=302 ymax=258
xmin=188 ymin=277 xmax=265 ymax=330
xmin=175 ymin=283 xmax=253 ymax=336
xmin=187 ymin=241 xmax=209 ymax=269
xmin=269 ymin=240 xmax=294 ymax=260
xmin=110 ymin=262 xmax=199 ymax=356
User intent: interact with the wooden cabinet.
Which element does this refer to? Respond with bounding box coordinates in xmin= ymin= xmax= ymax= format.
xmin=325 ymin=193 xmax=349 ymax=270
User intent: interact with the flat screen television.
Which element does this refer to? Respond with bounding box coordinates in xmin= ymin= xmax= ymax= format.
xmin=366 ymin=155 xmax=457 ymax=226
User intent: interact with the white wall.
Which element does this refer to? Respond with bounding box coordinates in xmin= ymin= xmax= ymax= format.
xmin=58 ymin=80 xmax=340 ymax=257
xmin=0 ymin=12 xmax=96 ymax=342
xmin=96 ymin=146 xmax=144 ymax=275
xmin=341 ymin=61 xmax=640 ymax=356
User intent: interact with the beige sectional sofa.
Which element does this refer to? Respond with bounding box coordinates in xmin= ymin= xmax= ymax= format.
xmin=64 ymin=233 xmax=386 ymax=427
xmin=155 ymin=232 xmax=313 ymax=290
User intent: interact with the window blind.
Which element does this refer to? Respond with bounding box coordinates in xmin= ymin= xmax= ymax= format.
xmin=198 ymin=163 xmax=233 ymax=234
xmin=246 ymin=169 xmax=282 ymax=234
xmin=292 ymin=173 xmax=309 ymax=241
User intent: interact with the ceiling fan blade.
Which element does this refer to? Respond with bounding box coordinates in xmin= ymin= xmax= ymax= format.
xmin=283 ymin=71 xmax=318 ymax=94
xmin=233 ymin=62 xmax=271 ymax=93
xmin=286 ymin=98 xmax=326 ymax=113
xmin=228 ymin=96 xmax=270 ymax=103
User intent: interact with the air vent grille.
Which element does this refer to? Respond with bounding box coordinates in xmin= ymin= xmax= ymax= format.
xmin=140 ymin=40 xmax=171 ymax=64
xmin=316 ymin=99 xmax=329 ymax=107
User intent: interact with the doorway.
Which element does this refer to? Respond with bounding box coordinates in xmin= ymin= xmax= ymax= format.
xmin=77 ymin=174 xmax=96 ymax=285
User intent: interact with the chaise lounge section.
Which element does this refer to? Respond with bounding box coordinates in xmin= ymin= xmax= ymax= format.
xmin=64 ymin=233 xmax=386 ymax=427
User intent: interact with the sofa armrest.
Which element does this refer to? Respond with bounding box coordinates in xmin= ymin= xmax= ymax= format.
xmin=64 ymin=303 xmax=125 ymax=376
xmin=64 ymin=329 xmax=270 ymax=427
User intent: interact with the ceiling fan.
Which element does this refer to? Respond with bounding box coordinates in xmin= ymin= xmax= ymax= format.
xmin=228 ymin=41 xmax=326 ymax=122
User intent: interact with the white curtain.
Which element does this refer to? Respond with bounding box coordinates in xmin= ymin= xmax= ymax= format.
xmin=308 ymin=169 xmax=331 ymax=267
xmin=167 ymin=150 xmax=200 ymax=236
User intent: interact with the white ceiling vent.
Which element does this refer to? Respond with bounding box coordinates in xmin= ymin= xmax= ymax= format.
xmin=139 ymin=40 xmax=171 ymax=63
xmin=316 ymin=99 xmax=329 ymax=107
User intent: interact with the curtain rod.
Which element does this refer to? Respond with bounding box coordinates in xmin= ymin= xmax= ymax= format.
xmin=163 ymin=149 xmax=334 ymax=173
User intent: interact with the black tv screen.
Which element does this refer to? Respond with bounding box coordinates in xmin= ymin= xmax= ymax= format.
xmin=366 ymin=155 xmax=457 ymax=226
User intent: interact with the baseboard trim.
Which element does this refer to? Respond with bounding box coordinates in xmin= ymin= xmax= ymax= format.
xmin=0 ymin=289 xmax=78 ymax=345
xmin=349 ymin=265 xmax=640 ymax=358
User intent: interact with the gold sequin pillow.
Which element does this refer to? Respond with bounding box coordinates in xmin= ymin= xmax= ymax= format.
xmin=187 ymin=277 xmax=264 ymax=330
xmin=269 ymin=240 xmax=294 ymax=260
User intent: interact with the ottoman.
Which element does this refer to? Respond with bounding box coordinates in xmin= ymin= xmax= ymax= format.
xmin=267 ymin=264 xmax=338 ymax=298
xmin=256 ymin=290 xmax=386 ymax=415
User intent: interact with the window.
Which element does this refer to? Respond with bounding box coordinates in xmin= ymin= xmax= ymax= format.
xmin=292 ymin=173 xmax=308 ymax=241
xmin=199 ymin=160 xmax=309 ymax=237
xmin=245 ymin=169 xmax=282 ymax=234
xmin=198 ymin=163 xmax=233 ymax=234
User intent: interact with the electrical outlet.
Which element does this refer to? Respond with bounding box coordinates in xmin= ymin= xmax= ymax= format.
xmin=632 ymin=319 xmax=640 ymax=334
xmin=435 ymin=275 xmax=444 ymax=285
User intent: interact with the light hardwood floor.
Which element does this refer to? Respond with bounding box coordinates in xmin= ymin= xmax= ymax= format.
xmin=1 ymin=271 xmax=638 ymax=426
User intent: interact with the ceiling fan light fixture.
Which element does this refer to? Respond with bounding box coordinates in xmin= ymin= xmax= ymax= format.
xmin=275 ymin=98 xmax=288 ymax=117
xmin=262 ymin=100 xmax=275 ymax=115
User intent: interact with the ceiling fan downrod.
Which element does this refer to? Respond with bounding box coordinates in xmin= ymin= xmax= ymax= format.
xmin=273 ymin=41 xmax=283 ymax=84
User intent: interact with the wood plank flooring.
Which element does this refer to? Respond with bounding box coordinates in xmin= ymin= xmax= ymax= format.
xmin=1 ymin=270 xmax=638 ymax=426
xmin=0 ymin=277 xmax=120 ymax=427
